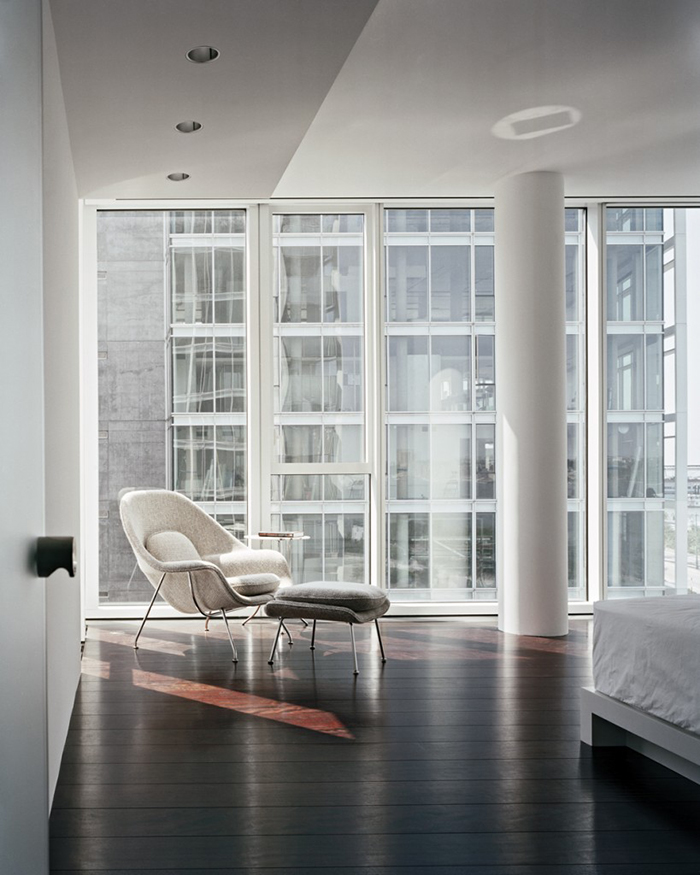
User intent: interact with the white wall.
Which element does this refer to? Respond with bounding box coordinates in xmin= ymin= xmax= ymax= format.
xmin=0 ymin=0 xmax=50 ymax=870
xmin=42 ymin=0 xmax=82 ymax=806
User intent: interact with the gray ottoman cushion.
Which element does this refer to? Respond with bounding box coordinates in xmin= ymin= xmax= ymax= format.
xmin=265 ymin=582 xmax=390 ymax=625
xmin=274 ymin=582 xmax=386 ymax=612
xmin=230 ymin=573 xmax=280 ymax=596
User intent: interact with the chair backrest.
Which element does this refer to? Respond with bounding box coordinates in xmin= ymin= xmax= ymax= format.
xmin=119 ymin=490 xmax=239 ymax=613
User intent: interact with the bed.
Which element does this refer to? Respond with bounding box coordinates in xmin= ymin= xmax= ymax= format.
xmin=581 ymin=595 xmax=700 ymax=784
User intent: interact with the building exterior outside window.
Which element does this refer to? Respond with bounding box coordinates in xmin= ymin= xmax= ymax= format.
xmin=605 ymin=207 xmax=697 ymax=596
xmin=94 ymin=203 xmax=595 ymax=609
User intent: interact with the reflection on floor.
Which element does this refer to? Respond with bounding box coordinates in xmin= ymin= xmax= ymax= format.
xmin=51 ymin=617 xmax=700 ymax=873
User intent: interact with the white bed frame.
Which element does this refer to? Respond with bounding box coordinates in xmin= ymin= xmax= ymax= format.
xmin=581 ymin=687 xmax=700 ymax=784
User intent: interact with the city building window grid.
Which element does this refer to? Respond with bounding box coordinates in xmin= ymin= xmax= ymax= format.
xmin=605 ymin=207 xmax=681 ymax=596
xmin=94 ymin=203 xmax=591 ymax=610
xmin=270 ymin=214 xmax=369 ymax=585
xmin=169 ymin=209 xmax=248 ymax=538
xmin=384 ymin=208 xmax=497 ymax=600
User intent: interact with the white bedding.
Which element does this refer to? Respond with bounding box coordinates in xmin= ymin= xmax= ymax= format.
xmin=593 ymin=595 xmax=700 ymax=735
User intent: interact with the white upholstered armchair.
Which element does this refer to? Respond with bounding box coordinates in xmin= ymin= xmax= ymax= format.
xmin=119 ymin=489 xmax=291 ymax=661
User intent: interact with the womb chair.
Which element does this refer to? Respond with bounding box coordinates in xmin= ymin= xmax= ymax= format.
xmin=119 ymin=489 xmax=291 ymax=661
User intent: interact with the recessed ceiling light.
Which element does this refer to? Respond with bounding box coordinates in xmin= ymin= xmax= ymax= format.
xmin=167 ymin=172 xmax=190 ymax=182
xmin=492 ymin=105 xmax=581 ymax=140
xmin=175 ymin=120 xmax=202 ymax=134
xmin=186 ymin=46 xmax=219 ymax=63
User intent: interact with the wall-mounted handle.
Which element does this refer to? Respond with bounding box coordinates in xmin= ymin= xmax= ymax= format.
xmin=36 ymin=536 xmax=76 ymax=578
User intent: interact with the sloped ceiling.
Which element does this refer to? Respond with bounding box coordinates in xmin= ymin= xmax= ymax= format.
xmin=50 ymin=0 xmax=700 ymax=199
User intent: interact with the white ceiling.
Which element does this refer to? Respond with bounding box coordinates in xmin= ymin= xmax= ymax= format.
xmin=50 ymin=0 xmax=700 ymax=200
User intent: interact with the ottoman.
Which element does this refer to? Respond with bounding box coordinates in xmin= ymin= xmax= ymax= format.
xmin=265 ymin=582 xmax=390 ymax=675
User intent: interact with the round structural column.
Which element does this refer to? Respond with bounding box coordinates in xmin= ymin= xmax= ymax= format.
xmin=495 ymin=172 xmax=568 ymax=637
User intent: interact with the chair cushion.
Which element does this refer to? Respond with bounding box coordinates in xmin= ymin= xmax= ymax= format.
xmin=147 ymin=530 xmax=200 ymax=562
xmin=231 ymin=573 xmax=280 ymax=596
xmin=274 ymin=582 xmax=386 ymax=612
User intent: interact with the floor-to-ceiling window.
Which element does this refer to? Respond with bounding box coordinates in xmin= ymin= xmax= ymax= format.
xmin=383 ymin=208 xmax=496 ymax=601
xmin=270 ymin=213 xmax=369 ymax=585
xmin=92 ymin=201 xmax=594 ymax=612
xmin=605 ymin=207 xmax=696 ymax=597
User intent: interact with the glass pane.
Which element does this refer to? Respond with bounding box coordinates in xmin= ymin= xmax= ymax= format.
xmin=474 ymin=210 xmax=494 ymax=232
xmin=171 ymin=210 xmax=211 ymax=234
xmin=173 ymin=338 xmax=213 ymax=413
xmin=645 ymin=334 xmax=663 ymax=410
xmin=607 ymin=423 xmax=644 ymax=498
xmin=430 ymin=209 xmax=470 ymax=232
xmin=645 ymin=208 xmax=663 ymax=232
xmin=475 ymin=335 xmax=495 ymax=411
xmin=387 ymin=246 xmax=428 ymax=322
xmin=565 ymin=244 xmax=579 ymax=321
xmin=214 ymin=513 xmax=247 ymax=539
xmin=171 ymin=248 xmax=212 ymax=323
xmin=567 ymin=424 xmax=579 ymax=499
xmin=568 ymin=511 xmax=580 ymax=588
xmin=279 ymin=247 xmax=322 ymax=323
xmin=271 ymin=475 xmax=368 ymax=584
xmin=388 ymin=336 xmax=429 ymax=411
xmin=174 ymin=425 xmax=215 ymax=501
xmin=216 ymin=425 xmax=246 ymax=501
xmin=432 ymin=425 xmax=471 ymax=499
xmin=607 ymin=335 xmax=644 ymax=410
xmin=389 ymin=425 xmax=430 ymax=499
xmin=281 ymin=337 xmax=322 ymax=411
xmin=433 ymin=514 xmax=471 ymax=588
xmin=608 ymin=510 xmax=645 ymax=586
xmin=322 ymin=214 xmax=363 ymax=233
xmin=475 ymin=424 xmax=495 ymax=499
xmin=430 ymin=336 xmax=470 ymax=411
xmin=645 ymin=244 xmax=662 ymax=321
xmin=213 ymin=210 xmax=245 ymax=234
xmin=476 ymin=512 xmax=496 ymax=588
xmin=385 ymin=209 xmax=428 ymax=233
xmin=388 ymin=513 xmax=430 ymax=588
xmin=323 ymin=425 xmax=362 ymax=463
xmin=324 ymin=336 xmax=362 ymax=412
xmin=607 ymin=208 xmax=644 ymax=232
xmin=646 ymin=423 xmax=663 ymax=498
xmin=281 ymin=425 xmax=322 ymax=463
xmin=474 ymin=246 xmax=494 ymax=320
xmin=214 ymin=337 xmax=245 ymax=413
xmin=323 ymin=245 xmax=362 ymax=323
xmin=431 ymin=245 xmax=470 ymax=322
xmin=607 ymin=245 xmax=643 ymax=321
xmin=214 ymin=247 xmax=245 ymax=323
xmin=565 ymin=209 xmax=580 ymax=232
xmin=566 ymin=335 xmax=578 ymax=410
xmin=279 ymin=214 xmax=320 ymax=233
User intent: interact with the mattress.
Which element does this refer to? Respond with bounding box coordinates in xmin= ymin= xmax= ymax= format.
xmin=593 ymin=595 xmax=700 ymax=735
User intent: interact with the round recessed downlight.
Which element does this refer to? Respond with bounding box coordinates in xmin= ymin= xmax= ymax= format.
xmin=167 ymin=172 xmax=190 ymax=182
xmin=492 ymin=105 xmax=581 ymax=140
xmin=175 ymin=120 xmax=202 ymax=133
xmin=186 ymin=46 xmax=219 ymax=63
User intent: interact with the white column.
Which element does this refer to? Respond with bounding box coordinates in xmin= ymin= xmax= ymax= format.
xmin=495 ymin=172 xmax=568 ymax=636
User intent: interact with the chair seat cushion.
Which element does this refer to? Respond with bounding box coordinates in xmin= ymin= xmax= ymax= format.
xmin=274 ymin=582 xmax=386 ymax=612
xmin=147 ymin=530 xmax=200 ymax=562
xmin=230 ymin=573 xmax=280 ymax=596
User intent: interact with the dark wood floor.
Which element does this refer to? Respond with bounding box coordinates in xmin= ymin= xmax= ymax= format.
xmin=50 ymin=616 xmax=700 ymax=873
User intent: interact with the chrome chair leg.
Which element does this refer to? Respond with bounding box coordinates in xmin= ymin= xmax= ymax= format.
xmin=310 ymin=619 xmax=317 ymax=650
xmin=242 ymin=604 xmax=262 ymax=627
xmin=350 ymin=624 xmax=359 ymax=675
xmin=134 ymin=573 xmax=165 ymax=650
xmin=281 ymin=620 xmax=293 ymax=646
xmin=268 ymin=618 xmax=284 ymax=664
xmin=220 ymin=611 xmax=238 ymax=663
xmin=375 ymin=619 xmax=387 ymax=663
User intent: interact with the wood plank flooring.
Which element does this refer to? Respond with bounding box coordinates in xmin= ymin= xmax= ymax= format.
xmin=50 ymin=617 xmax=700 ymax=873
